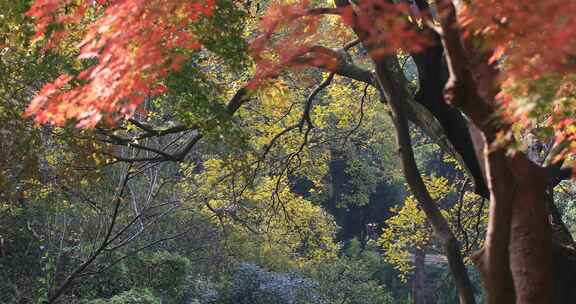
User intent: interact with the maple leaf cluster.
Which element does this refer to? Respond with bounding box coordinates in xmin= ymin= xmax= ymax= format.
xmin=25 ymin=0 xmax=429 ymax=125
xmin=339 ymin=0 xmax=430 ymax=56
xmin=249 ymin=0 xmax=323 ymax=88
xmin=25 ymin=0 xmax=215 ymax=127
xmin=461 ymin=1 xmax=576 ymax=79
xmin=249 ymin=0 xmax=429 ymax=88
xmin=23 ymin=0 xmax=576 ymax=167
xmin=460 ymin=1 xmax=576 ymax=163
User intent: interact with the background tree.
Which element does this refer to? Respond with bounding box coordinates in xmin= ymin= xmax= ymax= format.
xmin=3 ymin=0 xmax=576 ymax=303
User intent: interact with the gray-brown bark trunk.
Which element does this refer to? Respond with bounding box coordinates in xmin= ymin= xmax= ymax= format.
xmin=413 ymin=248 xmax=426 ymax=304
xmin=375 ymin=55 xmax=477 ymax=304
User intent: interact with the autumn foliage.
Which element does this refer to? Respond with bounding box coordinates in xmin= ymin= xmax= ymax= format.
xmin=23 ymin=0 xmax=576 ymax=164
xmin=459 ymin=1 xmax=576 ymax=163
xmin=250 ymin=0 xmax=576 ymax=169
xmin=249 ymin=0 xmax=429 ymax=88
xmin=25 ymin=0 xmax=215 ymax=127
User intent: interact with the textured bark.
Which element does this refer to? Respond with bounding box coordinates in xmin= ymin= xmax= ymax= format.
xmin=471 ymin=148 xmax=517 ymax=303
xmin=376 ymin=55 xmax=477 ymax=304
xmin=410 ymin=1 xmax=487 ymax=197
xmin=508 ymin=155 xmax=553 ymax=303
xmin=432 ymin=0 xmax=554 ymax=302
xmin=413 ymin=248 xmax=426 ymax=304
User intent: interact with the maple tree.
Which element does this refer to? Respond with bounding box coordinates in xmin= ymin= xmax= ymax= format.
xmin=6 ymin=1 xmax=402 ymax=304
xmin=25 ymin=0 xmax=215 ymax=127
xmin=248 ymin=1 xmax=576 ymax=302
xmin=19 ymin=0 xmax=576 ymax=303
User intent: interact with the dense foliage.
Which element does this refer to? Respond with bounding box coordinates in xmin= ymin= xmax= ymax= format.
xmin=2 ymin=0 xmax=576 ymax=303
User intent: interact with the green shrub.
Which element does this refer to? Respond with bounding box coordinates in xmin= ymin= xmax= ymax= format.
xmin=87 ymin=289 xmax=160 ymax=304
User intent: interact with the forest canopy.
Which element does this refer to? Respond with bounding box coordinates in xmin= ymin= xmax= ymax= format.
xmin=1 ymin=0 xmax=576 ymax=304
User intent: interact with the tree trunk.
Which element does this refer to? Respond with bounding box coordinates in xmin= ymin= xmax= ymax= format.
xmin=508 ymin=155 xmax=553 ymax=303
xmin=471 ymin=149 xmax=553 ymax=304
xmin=376 ymin=55 xmax=477 ymax=304
xmin=413 ymin=248 xmax=426 ymax=304
xmin=332 ymin=0 xmax=478 ymax=300
xmin=333 ymin=0 xmax=558 ymax=302
xmin=432 ymin=0 xmax=555 ymax=302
